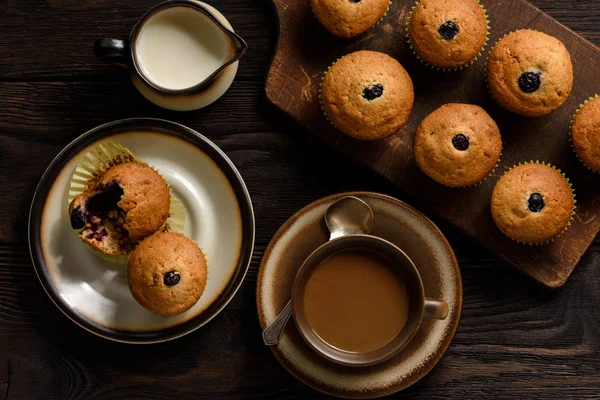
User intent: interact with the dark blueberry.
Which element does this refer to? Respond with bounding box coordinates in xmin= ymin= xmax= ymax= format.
xmin=70 ymin=207 xmax=86 ymax=229
xmin=350 ymin=0 xmax=361 ymax=2
xmin=518 ymin=71 xmax=541 ymax=93
xmin=528 ymin=193 xmax=545 ymax=212
xmin=164 ymin=271 xmax=181 ymax=286
xmin=362 ymin=84 xmax=384 ymax=101
xmin=438 ymin=21 xmax=459 ymax=40
xmin=451 ymin=134 xmax=470 ymax=151
xmin=87 ymin=181 xmax=124 ymax=214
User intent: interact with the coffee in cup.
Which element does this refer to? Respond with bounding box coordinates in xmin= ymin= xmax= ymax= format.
xmin=303 ymin=250 xmax=410 ymax=353
xmin=292 ymin=235 xmax=448 ymax=366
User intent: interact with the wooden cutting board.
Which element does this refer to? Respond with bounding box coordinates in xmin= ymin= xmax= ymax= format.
xmin=265 ymin=0 xmax=600 ymax=288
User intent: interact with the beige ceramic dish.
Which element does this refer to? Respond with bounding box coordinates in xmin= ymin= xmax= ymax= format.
xmin=29 ymin=119 xmax=255 ymax=343
xmin=257 ymin=192 xmax=462 ymax=398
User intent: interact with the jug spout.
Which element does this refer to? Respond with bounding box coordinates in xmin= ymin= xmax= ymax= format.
xmin=193 ymin=6 xmax=247 ymax=92
xmin=225 ymin=29 xmax=248 ymax=66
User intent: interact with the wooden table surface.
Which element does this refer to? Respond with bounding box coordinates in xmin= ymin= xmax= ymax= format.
xmin=1 ymin=1 xmax=599 ymax=399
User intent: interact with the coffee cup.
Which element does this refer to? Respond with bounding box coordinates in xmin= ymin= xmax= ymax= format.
xmin=94 ymin=0 xmax=247 ymax=97
xmin=291 ymin=234 xmax=448 ymax=367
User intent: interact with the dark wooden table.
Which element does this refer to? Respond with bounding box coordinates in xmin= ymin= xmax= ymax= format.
xmin=1 ymin=1 xmax=599 ymax=399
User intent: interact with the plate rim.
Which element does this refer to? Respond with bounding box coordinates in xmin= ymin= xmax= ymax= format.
xmin=256 ymin=191 xmax=462 ymax=398
xmin=28 ymin=117 xmax=255 ymax=344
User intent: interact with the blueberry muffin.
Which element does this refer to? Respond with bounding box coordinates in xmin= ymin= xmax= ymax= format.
xmin=127 ymin=232 xmax=208 ymax=316
xmin=311 ymin=0 xmax=389 ymax=39
xmin=491 ymin=162 xmax=575 ymax=244
xmin=407 ymin=0 xmax=488 ymax=69
xmin=571 ymin=95 xmax=600 ymax=172
xmin=413 ymin=103 xmax=502 ymax=187
xmin=321 ymin=50 xmax=414 ymax=140
xmin=68 ymin=162 xmax=171 ymax=255
xmin=487 ymin=30 xmax=573 ymax=117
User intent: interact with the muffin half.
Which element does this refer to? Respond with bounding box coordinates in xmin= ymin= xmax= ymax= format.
xmin=68 ymin=162 xmax=171 ymax=256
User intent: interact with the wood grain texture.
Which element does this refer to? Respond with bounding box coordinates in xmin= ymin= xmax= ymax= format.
xmin=0 ymin=0 xmax=275 ymax=82
xmin=265 ymin=0 xmax=600 ymax=288
xmin=0 ymin=0 xmax=599 ymax=399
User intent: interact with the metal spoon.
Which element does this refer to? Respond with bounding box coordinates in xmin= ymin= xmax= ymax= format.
xmin=262 ymin=196 xmax=374 ymax=346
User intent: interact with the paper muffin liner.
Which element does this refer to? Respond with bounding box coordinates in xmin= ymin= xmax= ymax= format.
xmin=68 ymin=141 xmax=186 ymax=264
xmin=569 ymin=94 xmax=600 ymax=173
xmin=495 ymin=161 xmax=576 ymax=246
xmin=378 ymin=0 xmax=391 ymax=29
xmin=405 ymin=0 xmax=490 ymax=71
xmin=319 ymin=59 xmax=343 ymax=134
xmin=310 ymin=0 xmax=391 ymax=38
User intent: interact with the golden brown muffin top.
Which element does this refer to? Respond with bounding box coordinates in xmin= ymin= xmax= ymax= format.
xmin=491 ymin=163 xmax=574 ymax=244
xmin=408 ymin=0 xmax=488 ymax=68
xmin=487 ymin=30 xmax=573 ymax=117
xmin=127 ymin=232 xmax=208 ymax=316
xmin=572 ymin=96 xmax=600 ymax=172
xmin=414 ymin=103 xmax=502 ymax=187
xmin=310 ymin=0 xmax=389 ymax=38
xmin=321 ymin=50 xmax=414 ymax=140
xmin=100 ymin=162 xmax=170 ymax=240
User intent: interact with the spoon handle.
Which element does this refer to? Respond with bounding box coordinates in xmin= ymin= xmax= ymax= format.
xmin=262 ymin=300 xmax=293 ymax=346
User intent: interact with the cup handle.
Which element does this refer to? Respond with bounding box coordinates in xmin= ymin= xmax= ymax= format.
xmin=424 ymin=298 xmax=448 ymax=320
xmin=94 ymin=39 xmax=129 ymax=67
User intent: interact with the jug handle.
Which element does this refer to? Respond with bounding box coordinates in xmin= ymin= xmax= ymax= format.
xmin=94 ymin=39 xmax=129 ymax=67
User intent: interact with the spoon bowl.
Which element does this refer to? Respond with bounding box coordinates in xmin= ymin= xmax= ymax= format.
xmin=325 ymin=196 xmax=374 ymax=240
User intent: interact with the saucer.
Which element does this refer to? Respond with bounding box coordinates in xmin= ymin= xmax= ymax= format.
xmin=29 ymin=118 xmax=255 ymax=343
xmin=132 ymin=2 xmax=239 ymax=111
xmin=257 ymin=192 xmax=462 ymax=398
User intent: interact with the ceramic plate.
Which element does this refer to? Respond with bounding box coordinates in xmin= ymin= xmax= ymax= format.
xmin=257 ymin=192 xmax=462 ymax=398
xmin=29 ymin=118 xmax=254 ymax=343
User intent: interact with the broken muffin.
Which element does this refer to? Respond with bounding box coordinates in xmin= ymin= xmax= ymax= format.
xmin=68 ymin=162 xmax=171 ymax=256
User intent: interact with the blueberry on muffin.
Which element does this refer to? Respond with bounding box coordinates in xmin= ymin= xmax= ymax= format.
xmin=68 ymin=162 xmax=171 ymax=255
xmin=320 ymin=50 xmax=414 ymax=140
xmin=571 ymin=96 xmax=600 ymax=173
xmin=491 ymin=162 xmax=575 ymax=244
xmin=407 ymin=0 xmax=489 ymax=69
xmin=413 ymin=103 xmax=502 ymax=187
xmin=310 ymin=0 xmax=389 ymax=39
xmin=127 ymin=232 xmax=208 ymax=316
xmin=487 ymin=30 xmax=573 ymax=117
